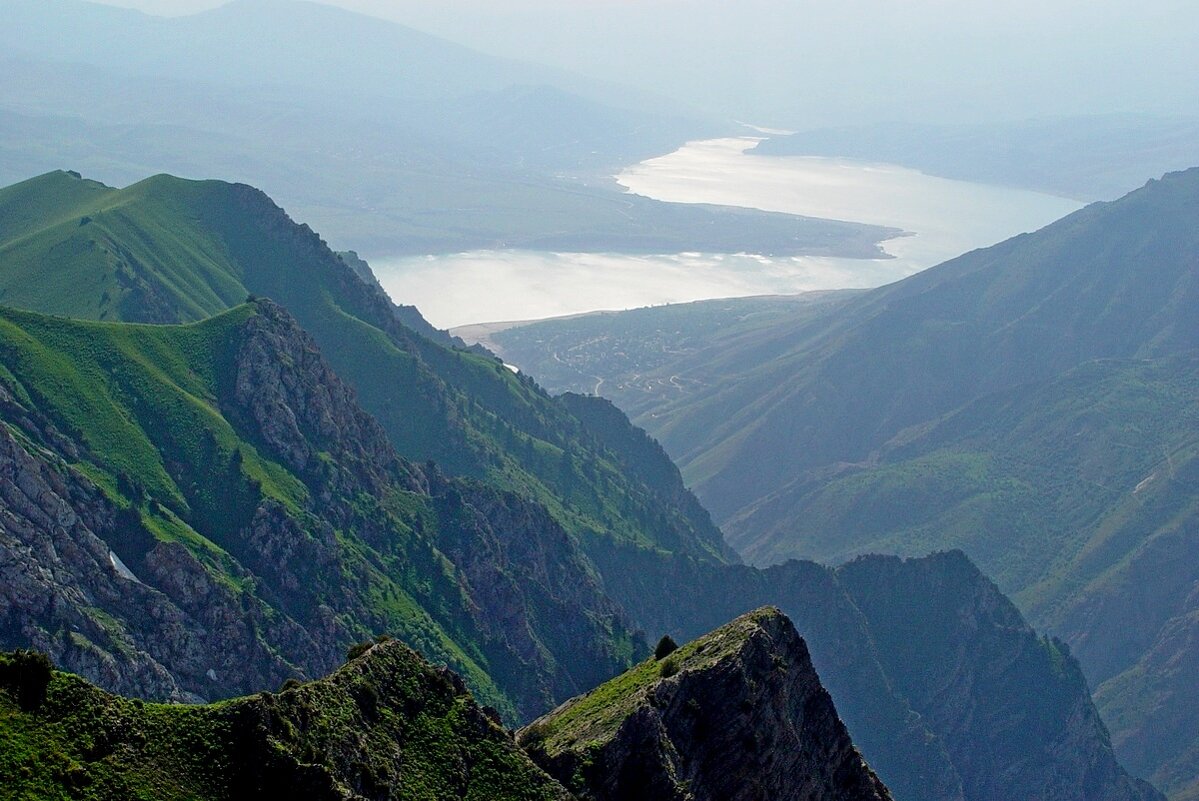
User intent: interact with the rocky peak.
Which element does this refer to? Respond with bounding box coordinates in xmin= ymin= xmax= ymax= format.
xmin=519 ymin=607 xmax=891 ymax=801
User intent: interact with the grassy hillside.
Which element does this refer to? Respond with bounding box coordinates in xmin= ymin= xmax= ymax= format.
xmin=0 ymin=300 xmax=642 ymax=721
xmin=731 ymin=356 xmax=1199 ymax=597
xmin=0 ymin=170 xmax=733 ymax=570
xmin=650 ymin=168 xmax=1199 ymax=521
xmin=0 ymin=645 xmax=573 ymax=800
xmin=0 ymin=173 xmax=246 ymax=321
xmin=0 ymin=169 xmax=1168 ymax=801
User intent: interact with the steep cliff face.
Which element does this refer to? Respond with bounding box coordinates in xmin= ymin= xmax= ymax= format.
xmin=0 ymin=300 xmax=641 ymax=720
xmin=502 ymin=168 xmax=1199 ymax=796
xmin=520 ymin=608 xmax=890 ymax=801
xmin=0 ymin=171 xmax=1174 ymax=799
xmin=0 ymin=643 xmax=574 ymax=800
xmin=587 ymin=544 xmax=1163 ymax=801
xmin=428 ymin=477 xmax=640 ymax=708
xmin=836 ymin=553 xmax=1164 ymax=801
xmin=1095 ymin=592 xmax=1199 ymax=801
xmin=0 ymin=415 xmax=203 ymax=702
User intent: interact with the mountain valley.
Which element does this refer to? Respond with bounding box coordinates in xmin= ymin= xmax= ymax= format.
xmin=487 ymin=167 xmax=1199 ymax=798
xmin=0 ymin=167 xmax=1167 ymax=800
xmin=0 ymin=3 xmax=1194 ymax=794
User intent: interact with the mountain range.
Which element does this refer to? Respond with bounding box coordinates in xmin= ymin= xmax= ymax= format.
xmin=0 ymin=610 xmax=900 ymax=801
xmin=0 ymin=168 xmax=1160 ymax=801
xmin=487 ymin=166 xmax=1199 ymax=799
xmin=0 ymin=0 xmax=892 ymax=259
xmin=752 ymin=115 xmax=1199 ymax=201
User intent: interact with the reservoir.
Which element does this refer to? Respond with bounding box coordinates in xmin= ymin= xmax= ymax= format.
xmin=373 ymin=137 xmax=1083 ymax=329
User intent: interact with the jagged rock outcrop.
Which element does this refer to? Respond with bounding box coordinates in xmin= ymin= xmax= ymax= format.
xmin=429 ymin=477 xmax=640 ymax=709
xmin=0 ymin=389 xmax=347 ymax=703
xmin=588 ymin=545 xmax=964 ymax=801
xmin=0 ymin=420 xmax=192 ymax=701
xmin=0 ymin=642 xmax=574 ymax=800
xmin=519 ymin=608 xmax=892 ymax=801
xmin=0 ymin=171 xmax=1173 ymax=799
xmin=836 ymin=552 xmax=1165 ymax=801
xmin=588 ymin=543 xmax=1165 ymax=801
xmin=232 ymin=299 xmax=419 ymax=495
xmin=0 ymin=300 xmax=641 ymax=720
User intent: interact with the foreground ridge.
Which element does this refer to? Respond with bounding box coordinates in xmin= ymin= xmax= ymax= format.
xmin=0 ymin=642 xmax=572 ymax=800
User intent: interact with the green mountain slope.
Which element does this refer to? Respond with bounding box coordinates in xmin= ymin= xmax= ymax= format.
xmin=835 ymin=553 xmax=1162 ymax=801
xmin=0 ymin=170 xmax=733 ymax=571
xmin=0 ymin=299 xmax=640 ymax=721
xmin=0 ymin=169 xmax=1166 ymax=801
xmin=731 ymin=355 xmax=1199 ymax=598
xmin=651 ymin=167 xmax=1199 ymax=523
xmin=0 ymin=644 xmax=573 ymax=800
xmin=488 ymin=167 xmax=1199 ymax=797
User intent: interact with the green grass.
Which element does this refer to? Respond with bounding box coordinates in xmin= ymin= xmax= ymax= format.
xmin=0 ymin=303 xmax=305 ymax=523
xmin=0 ymin=645 xmax=571 ymax=801
xmin=0 ymin=169 xmax=745 ymax=724
xmin=0 ymin=170 xmax=731 ymax=569
xmin=0 ymin=173 xmax=247 ymax=323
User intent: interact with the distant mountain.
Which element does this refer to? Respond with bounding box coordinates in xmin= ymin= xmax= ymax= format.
xmin=0 ymin=642 xmax=573 ymax=800
xmin=0 ymin=0 xmax=665 ymax=123
xmin=520 ymin=608 xmax=893 ymax=801
xmin=0 ymin=0 xmax=896 ymax=258
xmin=836 ymin=554 xmax=1162 ymax=801
xmin=752 ymin=115 xmax=1199 ymax=201
xmin=593 ymin=548 xmax=1160 ymax=801
xmin=489 ymin=167 xmax=1199 ymax=797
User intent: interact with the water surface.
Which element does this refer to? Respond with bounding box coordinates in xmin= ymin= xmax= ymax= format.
xmin=375 ymin=137 xmax=1083 ymax=329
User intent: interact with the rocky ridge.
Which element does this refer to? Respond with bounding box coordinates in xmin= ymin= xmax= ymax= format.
xmin=520 ymin=607 xmax=892 ymax=801
xmin=588 ymin=544 xmax=1164 ymax=801
xmin=837 ymin=552 xmax=1164 ymax=801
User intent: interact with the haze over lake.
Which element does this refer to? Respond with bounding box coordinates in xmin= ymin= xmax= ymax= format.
xmin=374 ymin=137 xmax=1083 ymax=329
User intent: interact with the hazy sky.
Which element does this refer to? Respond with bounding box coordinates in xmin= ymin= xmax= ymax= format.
xmin=92 ymin=0 xmax=1199 ymax=127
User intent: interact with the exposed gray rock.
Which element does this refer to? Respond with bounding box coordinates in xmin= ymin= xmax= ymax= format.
xmin=0 ymin=300 xmax=640 ymax=720
xmin=522 ymin=608 xmax=892 ymax=801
